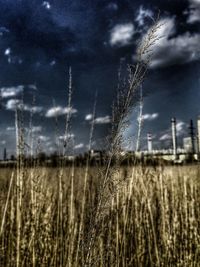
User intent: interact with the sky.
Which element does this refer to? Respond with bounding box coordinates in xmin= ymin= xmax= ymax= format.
xmin=0 ymin=0 xmax=200 ymax=157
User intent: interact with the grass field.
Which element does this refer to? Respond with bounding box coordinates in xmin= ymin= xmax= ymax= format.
xmin=0 ymin=164 xmax=200 ymax=267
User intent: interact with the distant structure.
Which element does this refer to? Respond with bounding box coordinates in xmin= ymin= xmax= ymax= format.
xmin=183 ymin=137 xmax=197 ymax=154
xmin=171 ymin=118 xmax=178 ymax=160
xmin=147 ymin=133 xmax=153 ymax=153
xmin=141 ymin=116 xmax=200 ymax=163
xmin=189 ymin=120 xmax=195 ymax=154
xmin=2 ymin=116 xmax=200 ymax=166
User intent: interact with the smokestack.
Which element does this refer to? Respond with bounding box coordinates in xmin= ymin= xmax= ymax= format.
xmin=171 ymin=118 xmax=178 ymax=159
xmin=147 ymin=133 xmax=153 ymax=153
xmin=189 ymin=120 xmax=195 ymax=154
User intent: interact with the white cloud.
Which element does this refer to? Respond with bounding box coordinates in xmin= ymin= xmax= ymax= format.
xmin=4 ymin=48 xmax=23 ymax=64
xmin=33 ymin=106 xmax=43 ymax=113
xmin=28 ymin=84 xmax=37 ymax=90
xmin=142 ymin=113 xmax=159 ymax=121
xmin=24 ymin=105 xmax=43 ymax=113
xmin=74 ymin=143 xmax=84 ymax=149
xmin=85 ymin=114 xmax=93 ymax=121
xmin=50 ymin=60 xmax=56 ymax=66
xmin=107 ymin=3 xmax=118 ymax=11
xmin=38 ymin=135 xmax=50 ymax=142
xmin=85 ymin=114 xmax=111 ymax=124
xmin=0 ymin=84 xmax=37 ymax=98
xmin=94 ymin=116 xmax=111 ymax=124
xmin=187 ymin=0 xmax=200 ymax=23
xmin=110 ymin=23 xmax=135 ymax=46
xmin=0 ymin=27 xmax=9 ymax=36
xmin=6 ymin=99 xmax=21 ymax=110
xmin=176 ymin=121 xmax=186 ymax=135
xmin=142 ymin=17 xmax=200 ymax=68
xmin=160 ymin=133 xmax=171 ymax=141
xmin=59 ymin=134 xmax=75 ymax=140
xmin=0 ymin=85 xmax=24 ymax=98
xmin=156 ymin=17 xmax=176 ymax=38
xmin=32 ymin=126 xmax=42 ymax=133
xmin=46 ymin=106 xmax=77 ymax=118
xmin=135 ymin=6 xmax=153 ymax=26
xmin=4 ymin=48 xmax=11 ymax=56
xmin=7 ymin=56 xmax=23 ymax=65
xmin=6 ymin=127 xmax=15 ymax=131
xmin=159 ymin=120 xmax=186 ymax=141
xmin=6 ymin=99 xmax=43 ymax=113
xmin=25 ymin=126 xmax=42 ymax=134
xmin=152 ymin=33 xmax=200 ymax=68
xmin=42 ymin=1 xmax=51 ymax=9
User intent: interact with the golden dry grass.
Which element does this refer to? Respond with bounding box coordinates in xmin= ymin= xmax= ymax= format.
xmin=0 ymin=165 xmax=200 ymax=266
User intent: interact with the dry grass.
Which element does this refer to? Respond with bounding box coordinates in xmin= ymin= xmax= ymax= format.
xmin=0 ymin=165 xmax=200 ymax=266
xmin=1 ymin=17 xmax=199 ymax=267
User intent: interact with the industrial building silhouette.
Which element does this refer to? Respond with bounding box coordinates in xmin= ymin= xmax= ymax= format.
xmin=1 ymin=116 xmax=200 ymax=166
xmin=143 ymin=116 xmax=200 ymax=163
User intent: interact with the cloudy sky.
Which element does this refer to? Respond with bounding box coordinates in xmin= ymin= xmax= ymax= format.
xmin=0 ymin=0 xmax=200 ymax=156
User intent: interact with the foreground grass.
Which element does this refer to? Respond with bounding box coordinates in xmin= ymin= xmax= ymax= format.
xmin=0 ymin=165 xmax=200 ymax=267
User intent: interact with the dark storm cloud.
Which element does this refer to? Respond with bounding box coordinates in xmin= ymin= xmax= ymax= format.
xmin=0 ymin=0 xmax=77 ymax=62
xmin=142 ymin=17 xmax=200 ymax=68
xmin=0 ymin=0 xmax=194 ymax=68
xmin=187 ymin=0 xmax=200 ymax=24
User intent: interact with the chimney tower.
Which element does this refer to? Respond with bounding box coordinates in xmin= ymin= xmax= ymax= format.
xmin=147 ymin=133 xmax=153 ymax=153
xmin=189 ymin=119 xmax=195 ymax=154
xmin=171 ymin=118 xmax=178 ymax=159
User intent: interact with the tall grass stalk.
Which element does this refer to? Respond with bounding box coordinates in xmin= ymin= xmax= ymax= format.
xmin=1 ymin=17 xmax=200 ymax=267
xmin=83 ymin=17 xmax=162 ymax=266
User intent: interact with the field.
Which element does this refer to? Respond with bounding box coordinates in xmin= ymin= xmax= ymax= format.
xmin=0 ymin=164 xmax=200 ymax=267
